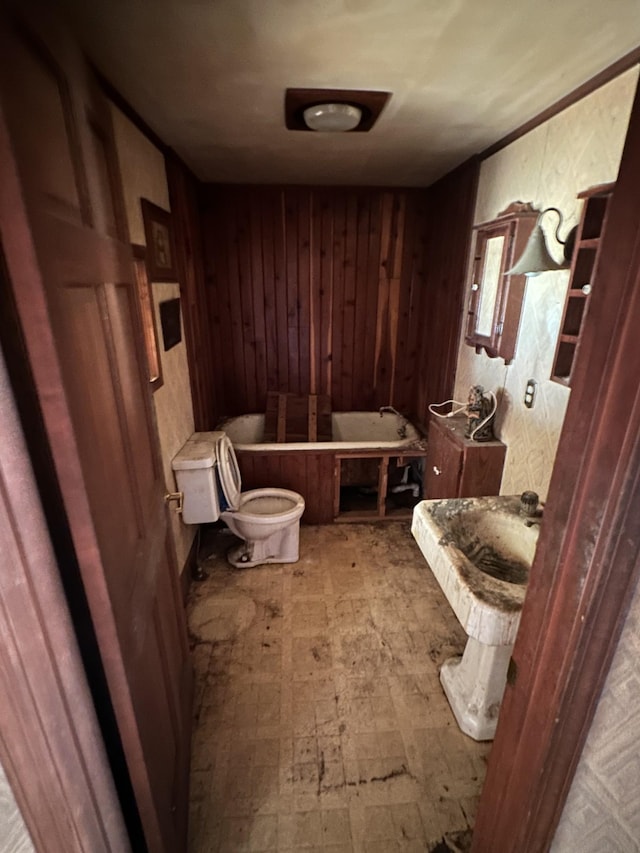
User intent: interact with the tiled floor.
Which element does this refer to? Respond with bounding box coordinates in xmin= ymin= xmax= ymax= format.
xmin=187 ymin=522 xmax=491 ymax=853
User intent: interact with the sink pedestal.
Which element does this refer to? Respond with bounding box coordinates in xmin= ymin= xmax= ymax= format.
xmin=440 ymin=638 xmax=513 ymax=741
xmin=411 ymin=496 xmax=539 ymax=741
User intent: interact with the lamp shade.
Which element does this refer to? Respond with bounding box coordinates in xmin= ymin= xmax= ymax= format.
xmin=505 ymin=224 xmax=566 ymax=276
xmin=303 ymin=103 xmax=362 ymax=132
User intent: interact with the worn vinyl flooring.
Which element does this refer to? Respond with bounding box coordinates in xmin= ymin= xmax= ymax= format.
xmin=187 ymin=522 xmax=491 ymax=853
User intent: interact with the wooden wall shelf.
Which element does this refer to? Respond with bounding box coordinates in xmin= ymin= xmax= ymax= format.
xmin=551 ymin=183 xmax=615 ymax=386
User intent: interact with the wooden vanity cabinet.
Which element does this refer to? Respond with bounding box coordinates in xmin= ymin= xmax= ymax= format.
xmin=424 ymin=416 xmax=506 ymax=499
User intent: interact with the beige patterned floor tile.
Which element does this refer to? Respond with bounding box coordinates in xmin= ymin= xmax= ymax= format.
xmin=187 ymin=523 xmax=491 ymax=852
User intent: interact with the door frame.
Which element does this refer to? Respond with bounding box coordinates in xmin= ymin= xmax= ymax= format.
xmin=1 ymin=21 xmax=639 ymax=853
xmin=472 ymin=74 xmax=640 ymax=850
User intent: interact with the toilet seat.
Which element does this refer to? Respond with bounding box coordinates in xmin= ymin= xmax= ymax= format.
xmin=233 ymin=488 xmax=305 ymax=524
xmin=215 ymin=433 xmax=241 ymax=510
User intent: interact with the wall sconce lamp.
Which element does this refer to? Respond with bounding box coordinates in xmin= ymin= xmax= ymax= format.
xmin=506 ymin=207 xmax=576 ymax=276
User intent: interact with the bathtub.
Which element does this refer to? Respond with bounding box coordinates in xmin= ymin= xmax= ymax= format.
xmin=219 ymin=411 xmax=427 ymax=523
xmin=220 ymin=411 xmax=425 ymax=452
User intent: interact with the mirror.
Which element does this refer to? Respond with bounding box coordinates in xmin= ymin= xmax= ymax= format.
xmin=465 ymin=203 xmax=538 ymax=364
xmin=476 ymin=233 xmax=506 ymax=336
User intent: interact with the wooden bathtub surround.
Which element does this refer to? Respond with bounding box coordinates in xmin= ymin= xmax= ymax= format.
xmin=334 ymin=451 xmax=428 ymax=522
xmin=263 ymin=391 xmax=332 ymax=443
xmin=198 ymin=165 xmax=479 ymax=429
xmin=236 ymin=445 xmax=427 ymax=525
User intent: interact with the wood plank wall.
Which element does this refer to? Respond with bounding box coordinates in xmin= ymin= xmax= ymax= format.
xmin=174 ymin=165 xmax=479 ymax=430
xmin=414 ymin=159 xmax=480 ymax=426
xmin=200 ymin=186 xmax=434 ymax=419
xmin=166 ymin=154 xmax=215 ymax=429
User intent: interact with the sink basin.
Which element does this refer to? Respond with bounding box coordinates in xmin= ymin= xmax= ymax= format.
xmin=411 ymin=495 xmax=539 ymax=646
xmin=411 ymin=495 xmax=540 ymax=740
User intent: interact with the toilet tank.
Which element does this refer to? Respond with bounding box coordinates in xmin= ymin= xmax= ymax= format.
xmin=172 ymin=432 xmax=226 ymax=524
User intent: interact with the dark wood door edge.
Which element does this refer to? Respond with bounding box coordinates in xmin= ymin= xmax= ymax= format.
xmin=0 ymin=300 xmax=131 ymax=851
xmin=471 ymin=75 xmax=640 ymax=852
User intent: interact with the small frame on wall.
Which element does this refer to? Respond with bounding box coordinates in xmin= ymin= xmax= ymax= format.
xmin=140 ymin=198 xmax=177 ymax=281
xmin=159 ymin=297 xmax=182 ymax=352
xmin=132 ymin=245 xmax=163 ymax=391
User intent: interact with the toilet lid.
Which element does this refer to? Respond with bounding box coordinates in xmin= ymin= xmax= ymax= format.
xmin=215 ymin=434 xmax=242 ymax=510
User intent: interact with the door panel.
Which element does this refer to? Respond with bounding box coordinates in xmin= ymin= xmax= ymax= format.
xmin=0 ymin=17 xmax=191 ymax=853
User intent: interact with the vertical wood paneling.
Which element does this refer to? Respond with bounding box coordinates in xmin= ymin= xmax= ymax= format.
xmin=330 ymin=194 xmax=346 ymax=409
xmin=414 ymin=159 xmax=480 ymax=427
xmin=340 ymin=193 xmax=358 ymax=410
xmin=249 ymin=198 xmax=267 ymax=411
xmin=273 ymin=191 xmax=289 ymax=394
xmin=166 ymin=155 xmax=214 ymax=429
xmin=260 ymin=192 xmax=279 ymax=396
xmin=352 ymin=193 xmax=371 ymax=408
xmin=319 ymin=194 xmax=333 ymax=398
xmin=200 ymin=175 xmax=477 ymax=422
xmin=297 ymin=190 xmax=311 ymax=395
xmin=284 ymin=190 xmax=300 ymax=394
xmin=363 ymin=194 xmax=382 ymax=409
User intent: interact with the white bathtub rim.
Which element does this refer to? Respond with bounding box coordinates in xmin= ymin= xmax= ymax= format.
xmin=231 ymin=438 xmax=423 ymax=452
xmin=219 ymin=411 xmax=426 ymax=452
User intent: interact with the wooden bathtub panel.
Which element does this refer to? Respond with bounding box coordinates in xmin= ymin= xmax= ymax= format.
xmin=236 ymin=450 xmax=334 ymax=524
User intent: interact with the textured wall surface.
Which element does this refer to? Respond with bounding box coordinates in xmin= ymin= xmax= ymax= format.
xmin=0 ymin=763 xmax=34 ymax=853
xmin=454 ymin=66 xmax=638 ymax=500
xmin=111 ymin=106 xmax=196 ymax=573
xmin=551 ymin=580 xmax=640 ymax=850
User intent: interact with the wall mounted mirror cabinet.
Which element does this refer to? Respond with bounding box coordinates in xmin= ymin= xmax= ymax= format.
xmin=465 ymin=202 xmax=538 ymax=364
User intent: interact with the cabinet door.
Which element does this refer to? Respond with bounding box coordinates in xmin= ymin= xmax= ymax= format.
xmin=424 ymin=422 xmax=462 ymax=498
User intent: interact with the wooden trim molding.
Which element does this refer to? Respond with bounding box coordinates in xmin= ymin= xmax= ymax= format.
xmin=132 ymin=244 xmax=164 ymax=392
xmin=481 ymin=47 xmax=640 ymax=160
xmin=472 ymin=73 xmax=640 ymax=852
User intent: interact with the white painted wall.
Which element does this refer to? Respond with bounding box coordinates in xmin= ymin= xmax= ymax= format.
xmin=454 ymin=66 xmax=638 ymax=501
xmin=111 ymin=106 xmax=196 ymax=574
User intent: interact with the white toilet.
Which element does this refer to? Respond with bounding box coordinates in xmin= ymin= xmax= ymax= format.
xmin=172 ymin=431 xmax=305 ymax=568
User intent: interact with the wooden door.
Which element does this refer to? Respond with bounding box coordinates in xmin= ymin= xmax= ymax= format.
xmin=0 ymin=16 xmax=192 ymax=853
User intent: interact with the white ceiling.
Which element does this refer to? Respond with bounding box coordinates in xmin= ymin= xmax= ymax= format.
xmin=60 ymin=0 xmax=640 ymax=187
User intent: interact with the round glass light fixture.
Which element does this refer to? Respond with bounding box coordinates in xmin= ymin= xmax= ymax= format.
xmin=303 ymin=102 xmax=362 ymax=132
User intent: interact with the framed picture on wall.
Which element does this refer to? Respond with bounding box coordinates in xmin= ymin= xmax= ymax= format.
xmin=159 ymin=297 xmax=182 ymax=351
xmin=140 ymin=198 xmax=177 ymax=281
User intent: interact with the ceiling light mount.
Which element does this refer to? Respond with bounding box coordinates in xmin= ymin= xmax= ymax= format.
xmin=303 ymin=102 xmax=362 ymax=133
xmin=285 ymin=88 xmax=391 ymax=133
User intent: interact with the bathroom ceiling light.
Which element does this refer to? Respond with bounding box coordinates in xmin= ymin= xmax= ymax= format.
xmin=285 ymin=88 xmax=391 ymax=132
xmin=506 ymin=207 xmax=577 ymax=277
xmin=303 ymin=102 xmax=362 ymax=132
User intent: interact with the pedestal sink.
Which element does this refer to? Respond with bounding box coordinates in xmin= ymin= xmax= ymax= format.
xmin=411 ymin=495 xmax=539 ymax=740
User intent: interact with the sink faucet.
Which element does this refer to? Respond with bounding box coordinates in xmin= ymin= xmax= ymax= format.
xmin=520 ymin=491 xmax=543 ymax=527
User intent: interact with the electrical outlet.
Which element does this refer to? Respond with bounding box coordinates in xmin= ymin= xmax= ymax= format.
xmin=524 ymin=379 xmax=536 ymax=408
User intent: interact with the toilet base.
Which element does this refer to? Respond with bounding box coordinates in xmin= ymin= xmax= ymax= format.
xmin=225 ymin=521 xmax=301 ymax=569
xmin=440 ymin=636 xmax=513 ymax=741
xmin=227 ymin=542 xmax=299 ymax=569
